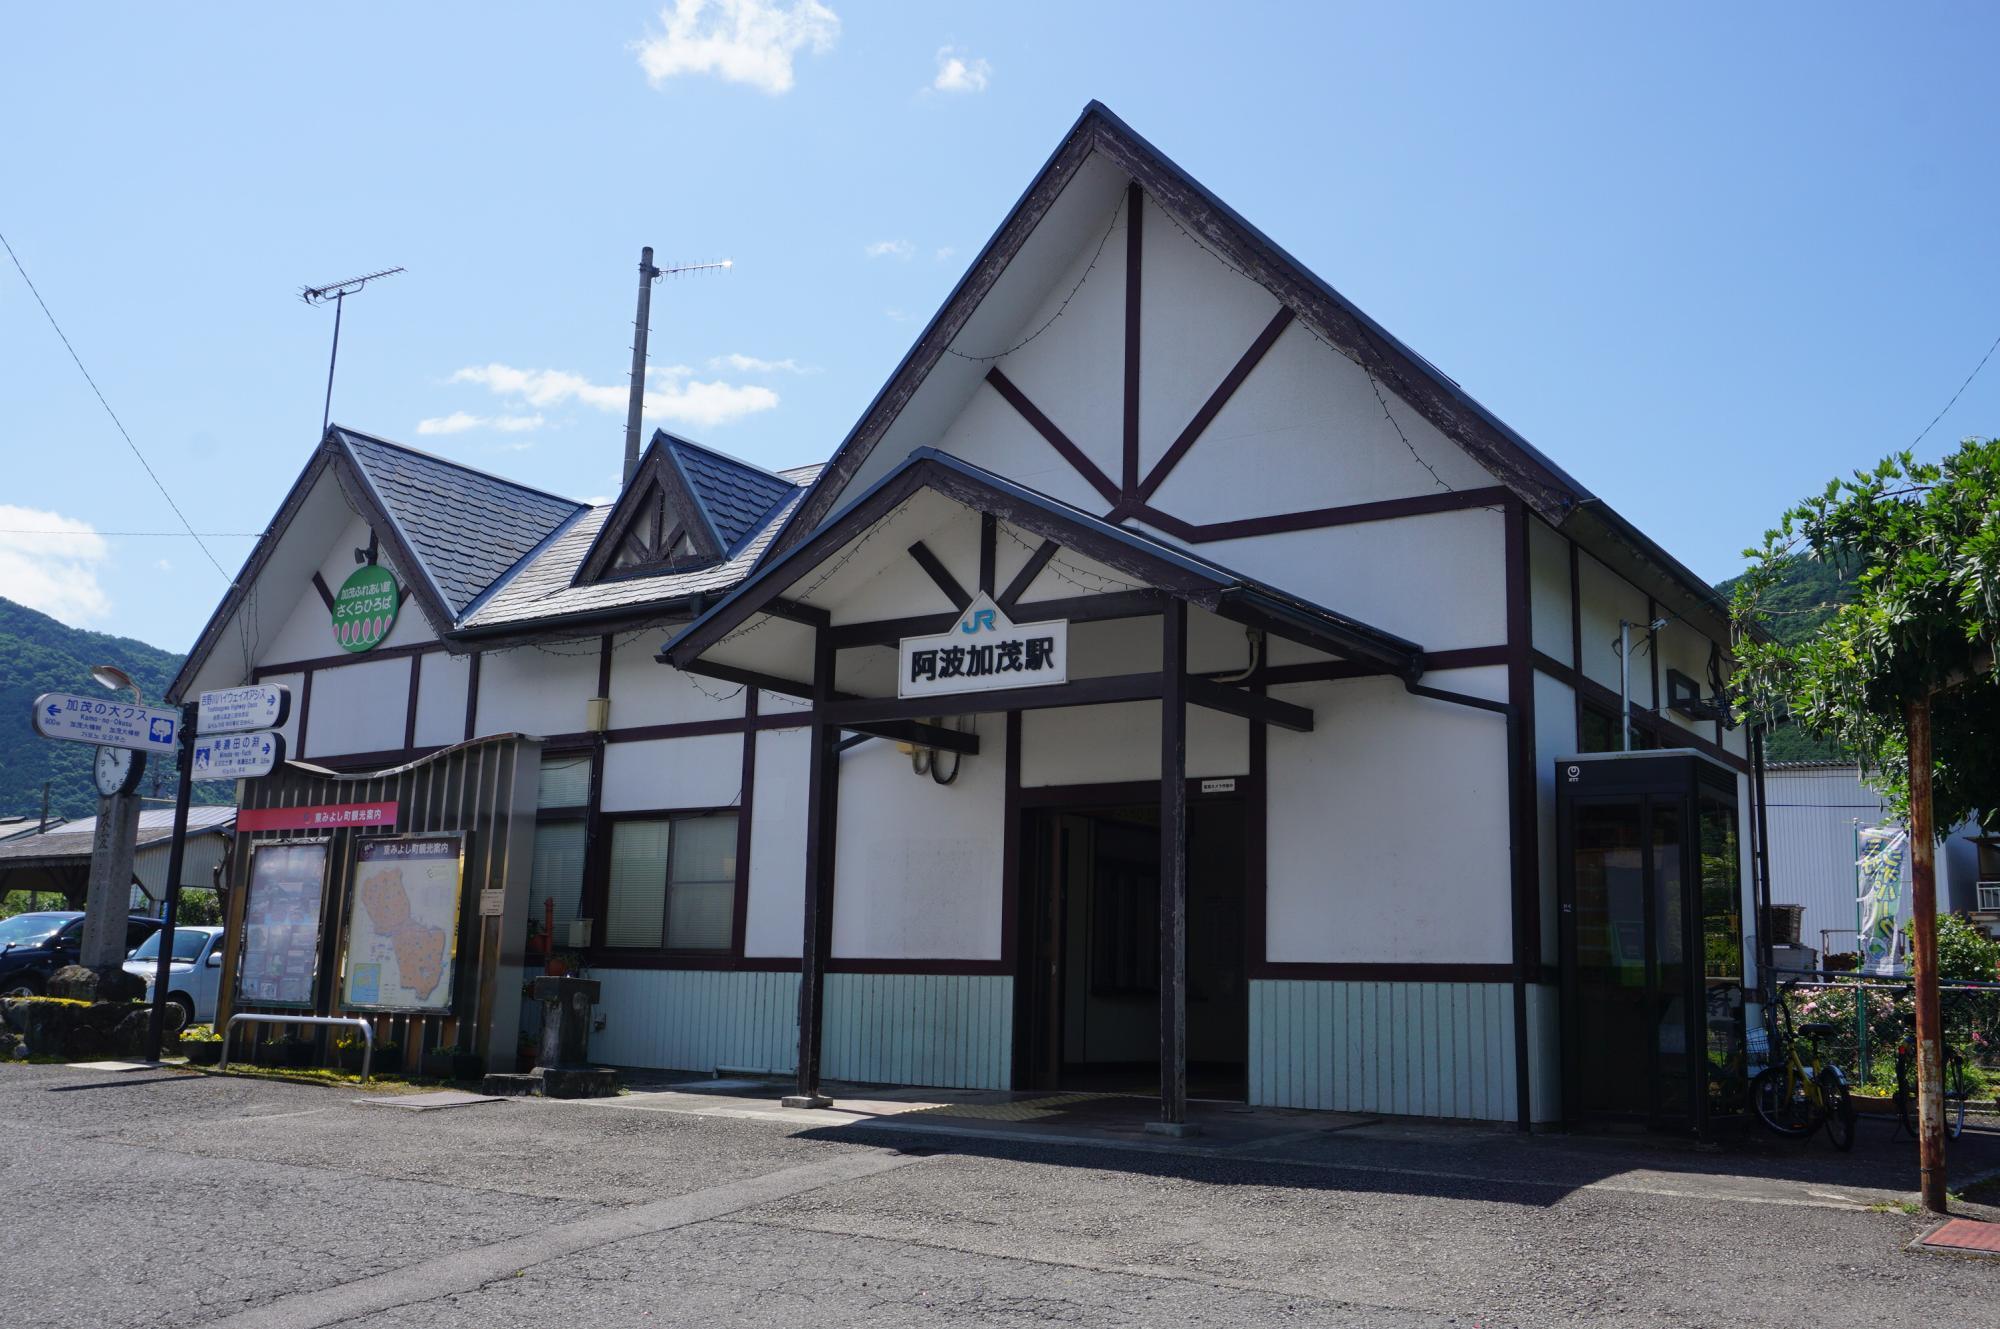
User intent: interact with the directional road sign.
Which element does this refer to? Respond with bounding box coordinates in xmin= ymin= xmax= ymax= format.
xmin=190 ymin=729 xmax=285 ymax=781
xmin=198 ymin=684 xmax=291 ymax=736
xmin=31 ymin=693 xmax=181 ymax=754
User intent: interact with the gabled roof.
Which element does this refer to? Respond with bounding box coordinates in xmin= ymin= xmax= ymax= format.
xmin=338 ymin=428 xmax=585 ymax=617
xmin=771 ymin=100 xmax=1738 ymax=640
xmin=169 ymin=423 xmax=814 ymax=696
xmin=663 ymin=448 xmax=1424 ymax=682
xmin=673 ymin=435 xmax=801 ymax=554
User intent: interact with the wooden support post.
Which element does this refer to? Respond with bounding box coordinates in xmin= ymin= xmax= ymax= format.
xmin=1149 ymin=598 xmax=1194 ymax=1136
xmin=1907 ymin=695 xmax=1947 ymax=1213
xmin=786 ymin=630 xmax=839 ymax=1109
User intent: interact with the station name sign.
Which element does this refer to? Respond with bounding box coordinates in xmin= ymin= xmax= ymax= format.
xmin=898 ymin=593 xmax=1067 ymax=700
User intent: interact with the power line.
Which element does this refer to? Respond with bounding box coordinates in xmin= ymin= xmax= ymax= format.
xmin=0 ymin=529 xmax=263 ymax=537
xmin=0 ymin=226 xmax=232 ymax=583
xmin=1910 ymin=326 xmax=2000 ymax=450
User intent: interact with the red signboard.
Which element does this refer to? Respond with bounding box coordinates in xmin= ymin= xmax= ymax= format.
xmin=237 ymin=801 xmax=399 ymax=832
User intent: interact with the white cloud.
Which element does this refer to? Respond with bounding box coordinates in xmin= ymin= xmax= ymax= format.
xmin=883 ymin=308 xmax=917 ymax=323
xmin=417 ymin=410 xmax=547 ymax=437
xmin=931 ymin=46 xmax=990 ymax=94
xmin=452 ymin=363 xmax=776 ymax=430
xmin=707 ymin=353 xmax=814 ymax=374
xmin=634 ymin=0 xmax=839 ymax=96
xmin=0 ymin=504 xmax=111 ymax=623
xmin=155 ymin=558 xmax=172 ymax=572
xmin=934 ymin=246 xmax=957 ymax=262
xmin=451 ymin=365 xmax=628 ymax=413
xmin=417 ymin=411 xmax=483 ymax=436
xmin=865 ymin=239 xmax=914 ymax=260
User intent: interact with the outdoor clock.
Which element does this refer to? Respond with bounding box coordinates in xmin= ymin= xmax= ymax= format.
xmin=93 ymin=745 xmax=146 ymax=798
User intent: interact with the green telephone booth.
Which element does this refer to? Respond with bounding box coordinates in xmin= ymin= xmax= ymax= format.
xmin=1555 ymin=750 xmax=1750 ymax=1135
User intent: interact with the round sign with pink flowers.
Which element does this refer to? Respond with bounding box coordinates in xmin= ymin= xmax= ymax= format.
xmin=332 ymin=563 xmax=400 ymax=653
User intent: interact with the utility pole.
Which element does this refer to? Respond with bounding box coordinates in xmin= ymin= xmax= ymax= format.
xmin=620 ymin=249 xmax=732 ymax=489
xmin=622 ymin=247 xmax=661 ymax=489
xmin=1906 ymin=696 xmax=1947 ymax=1213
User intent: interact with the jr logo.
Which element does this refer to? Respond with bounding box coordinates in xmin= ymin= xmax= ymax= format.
xmin=961 ymin=607 xmax=997 ymax=635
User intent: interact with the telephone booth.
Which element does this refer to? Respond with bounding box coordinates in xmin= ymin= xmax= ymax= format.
xmin=1555 ymin=751 xmax=1750 ymax=1135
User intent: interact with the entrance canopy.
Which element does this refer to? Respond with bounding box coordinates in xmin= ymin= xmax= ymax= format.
xmin=659 ymin=448 xmax=1427 ymax=719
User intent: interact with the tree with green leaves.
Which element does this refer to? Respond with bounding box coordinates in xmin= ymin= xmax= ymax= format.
xmin=1731 ymin=436 xmax=2000 ymax=1213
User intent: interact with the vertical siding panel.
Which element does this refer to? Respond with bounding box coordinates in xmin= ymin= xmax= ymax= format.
xmin=1359 ymin=984 xmax=1377 ymax=1113
xmin=1302 ymin=977 xmax=1321 ymax=1110
xmin=1248 ymin=984 xmax=1265 ymax=1105
xmin=1326 ymin=983 xmax=1342 ymax=1111
xmin=1453 ymin=985 xmax=1472 ymax=1120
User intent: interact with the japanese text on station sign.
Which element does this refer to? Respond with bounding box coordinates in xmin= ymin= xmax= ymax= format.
xmin=897 ymin=593 xmax=1068 ymax=699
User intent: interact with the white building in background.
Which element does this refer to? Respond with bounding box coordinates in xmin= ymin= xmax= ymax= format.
xmin=1763 ymin=760 xmax=1991 ymax=957
xmin=171 ymin=103 xmax=1765 ymax=1134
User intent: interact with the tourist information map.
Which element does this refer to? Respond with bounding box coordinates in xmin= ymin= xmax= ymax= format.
xmin=237 ymin=841 xmax=329 ymax=1007
xmin=341 ymin=836 xmax=464 ymax=1012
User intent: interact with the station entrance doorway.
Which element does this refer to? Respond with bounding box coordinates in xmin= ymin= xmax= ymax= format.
xmin=1015 ymin=792 xmax=1249 ymax=1099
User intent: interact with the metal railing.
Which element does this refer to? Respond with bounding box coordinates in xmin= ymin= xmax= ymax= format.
xmin=217 ymin=1013 xmax=375 ymax=1084
xmin=1768 ymin=975 xmax=2000 ymax=1093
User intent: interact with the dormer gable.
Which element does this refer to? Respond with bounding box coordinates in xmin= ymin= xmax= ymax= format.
xmin=573 ymin=432 xmax=794 ymax=585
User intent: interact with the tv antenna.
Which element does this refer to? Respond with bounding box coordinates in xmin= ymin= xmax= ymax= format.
xmin=302 ymin=266 xmax=405 ymax=435
xmin=622 ymin=249 xmax=732 ymax=486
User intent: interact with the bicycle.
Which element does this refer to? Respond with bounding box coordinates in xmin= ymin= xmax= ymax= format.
xmin=1753 ymin=981 xmax=1856 ymax=1150
xmin=1892 ymin=1008 xmax=1970 ymax=1142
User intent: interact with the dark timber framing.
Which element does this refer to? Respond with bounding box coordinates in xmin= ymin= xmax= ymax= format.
xmin=1156 ymin=598 xmax=1190 ymax=1128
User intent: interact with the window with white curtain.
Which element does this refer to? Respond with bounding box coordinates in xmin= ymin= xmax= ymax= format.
xmin=605 ymin=813 xmax=738 ymax=951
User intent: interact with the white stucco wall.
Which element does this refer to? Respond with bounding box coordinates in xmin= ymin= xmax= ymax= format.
xmin=610 ymin=640 xmax=745 ymax=727
xmin=831 ymin=724 xmax=1006 ymax=960
xmin=301 ymin=656 xmax=411 ymax=758
xmin=1263 ymin=676 xmax=1513 ymax=965
xmin=1576 ymin=550 xmax=1651 ymax=696
xmin=475 ymin=645 xmax=599 ymax=739
xmin=1532 ymin=669 xmax=1578 ymax=964
xmin=1021 ymin=700 xmax=1249 ymax=786
xmin=600 ymin=733 xmax=745 ymax=813
xmin=1527 ymin=516 xmax=1572 ymax=662
xmin=412 ymin=650 xmax=469 ymax=748
xmin=1188 ymin=506 xmax=1507 ymax=651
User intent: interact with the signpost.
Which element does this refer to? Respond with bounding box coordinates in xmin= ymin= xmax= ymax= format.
xmin=140 ymin=683 xmax=292 ymax=1059
xmin=30 ymin=693 xmax=181 ymax=753
xmin=191 ymin=730 xmax=286 ymax=782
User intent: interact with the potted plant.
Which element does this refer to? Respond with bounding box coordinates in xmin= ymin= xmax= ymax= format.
xmin=179 ymin=1024 xmax=225 ymax=1066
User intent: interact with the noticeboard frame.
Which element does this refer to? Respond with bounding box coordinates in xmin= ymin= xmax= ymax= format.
xmin=338 ymin=833 xmax=467 ymax=1015
xmin=234 ymin=838 xmax=332 ymax=1010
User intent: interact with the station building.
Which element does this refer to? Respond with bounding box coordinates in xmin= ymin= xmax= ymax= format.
xmin=173 ymin=103 xmax=1758 ymax=1131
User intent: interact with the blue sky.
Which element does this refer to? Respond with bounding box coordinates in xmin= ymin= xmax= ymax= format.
xmin=4 ymin=3 xmax=1997 ymax=652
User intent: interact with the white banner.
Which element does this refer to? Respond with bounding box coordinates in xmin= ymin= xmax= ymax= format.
xmin=898 ymin=593 xmax=1067 ymax=699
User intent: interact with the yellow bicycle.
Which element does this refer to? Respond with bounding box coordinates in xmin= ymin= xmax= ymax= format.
xmin=1753 ymin=982 xmax=1856 ymax=1151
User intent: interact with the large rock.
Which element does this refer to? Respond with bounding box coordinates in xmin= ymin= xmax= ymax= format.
xmin=47 ymin=965 xmax=144 ymax=1003
xmin=2 ymin=996 xmax=167 ymax=1058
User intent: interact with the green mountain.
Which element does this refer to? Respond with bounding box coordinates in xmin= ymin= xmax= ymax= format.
xmin=1714 ymin=557 xmax=1855 ymax=762
xmin=0 ymin=597 xmax=223 ymax=821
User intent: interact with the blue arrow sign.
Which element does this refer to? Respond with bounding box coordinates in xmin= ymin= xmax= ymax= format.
xmin=31 ymin=692 xmax=180 ymax=753
xmin=190 ymin=729 xmax=285 ymax=781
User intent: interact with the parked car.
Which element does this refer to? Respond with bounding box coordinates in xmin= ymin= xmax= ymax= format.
xmin=122 ymin=925 xmax=227 ymax=1030
xmin=0 ymin=911 xmax=164 ymax=997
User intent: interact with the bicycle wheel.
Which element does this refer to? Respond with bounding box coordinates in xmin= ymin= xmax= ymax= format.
xmin=1944 ymin=1054 xmax=1969 ymax=1141
xmin=1754 ymin=1066 xmax=1816 ymax=1137
xmin=1820 ymin=1073 xmax=1856 ymax=1152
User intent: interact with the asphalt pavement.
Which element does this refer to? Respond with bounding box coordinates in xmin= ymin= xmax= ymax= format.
xmin=2 ymin=1062 xmax=1995 ymax=1328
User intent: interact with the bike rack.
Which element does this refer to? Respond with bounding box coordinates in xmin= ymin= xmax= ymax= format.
xmin=218 ymin=1013 xmax=375 ymax=1084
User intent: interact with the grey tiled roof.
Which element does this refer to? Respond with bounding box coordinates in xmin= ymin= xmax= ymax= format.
xmin=670 ymin=436 xmax=799 ymax=554
xmin=460 ymin=480 xmax=813 ymax=631
xmin=338 ymin=428 xmax=585 ymax=616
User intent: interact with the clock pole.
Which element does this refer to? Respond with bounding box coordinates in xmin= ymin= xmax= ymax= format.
xmin=144 ymin=702 xmax=200 ymax=1061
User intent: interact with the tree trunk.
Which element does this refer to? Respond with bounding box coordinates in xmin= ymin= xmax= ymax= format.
xmin=1906 ymin=695 xmax=1947 ymax=1214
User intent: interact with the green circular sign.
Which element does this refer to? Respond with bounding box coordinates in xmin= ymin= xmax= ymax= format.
xmin=332 ymin=564 xmax=400 ymax=653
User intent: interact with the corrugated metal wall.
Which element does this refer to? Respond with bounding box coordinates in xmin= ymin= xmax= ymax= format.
xmin=591 ymin=968 xmax=798 ymax=1074
xmin=823 ymin=973 xmax=1012 ymax=1090
xmin=589 ymin=969 xmax=1014 ymax=1090
xmin=1249 ymin=979 xmax=1517 ymax=1121
xmin=1764 ymin=766 xmax=1890 ymax=953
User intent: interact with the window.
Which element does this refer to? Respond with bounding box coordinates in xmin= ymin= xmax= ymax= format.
xmin=528 ymin=753 xmax=592 ymax=944
xmin=1580 ymin=700 xmax=1659 ymax=754
xmin=604 ymin=813 xmax=739 ymax=951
